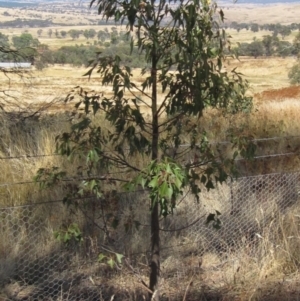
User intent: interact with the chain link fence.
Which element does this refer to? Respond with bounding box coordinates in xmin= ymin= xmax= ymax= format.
xmin=0 ymin=172 xmax=300 ymax=300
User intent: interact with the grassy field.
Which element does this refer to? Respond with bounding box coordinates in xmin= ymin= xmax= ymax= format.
xmin=227 ymin=28 xmax=299 ymax=46
xmin=0 ymin=56 xmax=295 ymax=106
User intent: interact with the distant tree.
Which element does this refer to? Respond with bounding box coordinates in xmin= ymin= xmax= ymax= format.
xmin=97 ymin=30 xmax=106 ymax=42
xmin=37 ymin=44 xmax=49 ymax=51
xmin=293 ymin=32 xmax=300 ymax=58
xmin=230 ymin=21 xmax=238 ymax=29
xmin=83 ymin=29 xmax=97 ymax=40
xmin=37 ymin=29 xmax=43 ymax=37
xmin=68 ymin=29 xmax=80 ymax=40
xmin=240 ymin=23 xmax=249 ymax=30
xmin=0 ymin=33 xmax=13 ymax=62
xmin=250 ymin=23 xmax=259 ymax=33
xmin=110 ymin=31 xmax=119 ymax=44
xmin=0 ymin=32 xmax=9 ymax=47
xmin=272 ymin=23 xmax=282 ymax=37
xmin=88 ymin=29 xmax=96 ymax=39
xmin=83 ymin=29 xmax=89 ymax=40
xmin=60 ymin=30 xmax=67 ymax=38
xmin=12 ymin=33 xmax=39 ymax=49
xmin=40 ymin=48 xmax=54 ymax=65
xmin=11 ymin=33 xmax=40 ymax=64
xmin=262 ymin=35 xmax=279 ymax=56
xmin=53 ymin=51 xmax=67 ymax=65
xmin=266 ymin=23 xmax=276 ymax=32
xmin=55 ymin=29 xmax=59 ymax=38
xmin=291 ymin=23 xmax=300 ymax=31
xmin=233 ymin=43 xmax=248 ymax=56
xmin=262 ymin=35 xmax=272 ymax=56
xmin=247 ymin=40 xmax=264 ymax=58
xmin=48 ymin=29 xmax=53 ymax=38
xmin=279 ymin=26 xmax=291 ymax=40
xmin=35 ymin=59 xmax=47 ymax=71
xmin=277 ymin=41 xmax=293 ymax=57
xmin=288 ymin=63 xmax=300 ymax=84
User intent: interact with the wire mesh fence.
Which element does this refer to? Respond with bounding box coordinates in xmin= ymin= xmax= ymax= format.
xmin=0 ymin=172 xmax=300 ymax=300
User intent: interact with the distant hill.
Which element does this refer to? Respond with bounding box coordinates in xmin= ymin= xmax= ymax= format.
xmin=229 ymin=0 xmax=300 ymax=3
xmin=0 ymin=0 xmax=300 ymax=10
xmin=1 ymin=0 xmax=300 ymax=3
xmin=0 ymin=0 xmax=300 ymax=6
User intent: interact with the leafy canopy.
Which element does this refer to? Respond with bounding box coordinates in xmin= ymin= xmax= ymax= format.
xmin=37 ymin=0 xmax=253 ymax=219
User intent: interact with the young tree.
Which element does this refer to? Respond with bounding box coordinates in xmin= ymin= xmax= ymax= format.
xmin=37 ymin=0 xmax=253 ymax=299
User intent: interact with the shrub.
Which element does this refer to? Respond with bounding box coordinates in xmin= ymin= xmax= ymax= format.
xmin=288 ymin=63 xmax=300 ymax=85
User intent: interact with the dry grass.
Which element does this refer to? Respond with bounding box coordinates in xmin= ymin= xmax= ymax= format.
xmin=222 ymin=2 xmax=300 ymax=25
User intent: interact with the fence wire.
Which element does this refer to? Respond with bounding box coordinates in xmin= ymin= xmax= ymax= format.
xmin=0 ymin=172 xmax=300 ymax=300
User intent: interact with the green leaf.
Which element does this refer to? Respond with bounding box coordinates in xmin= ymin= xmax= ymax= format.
xmin=107 ymin=258 xmax=115 ymax=268
xmin=174 ymin=177 xmax=182 ymax=190
xmin=63 ymin=233 xmax=71 ymax=243
xmin=115 ymin=253 xmax=124 ymax=264
xmin=166 ymin=186 xmax=173 ymax=200
xmin=148 ymin=176 xmax=158 ymax=188
xmin=140 ymin=177 xmax=147 ymax=189
xmin=123 ymin=182 xmax=135 ymax=191
xmin=98 ymin=253 xmax=106 ymax=262
xmin=159 ymin=181 xmax=168 ymax=198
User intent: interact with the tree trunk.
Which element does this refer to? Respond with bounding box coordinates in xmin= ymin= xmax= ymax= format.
xmin=149 ymin=53 xmax=160 ymax=300
xmin=149 ymin=201 xmax=160 ymax=300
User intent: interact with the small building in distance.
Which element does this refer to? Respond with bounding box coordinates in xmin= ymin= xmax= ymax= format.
xmin=0 ymin=62 xmax=32 ymax=70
